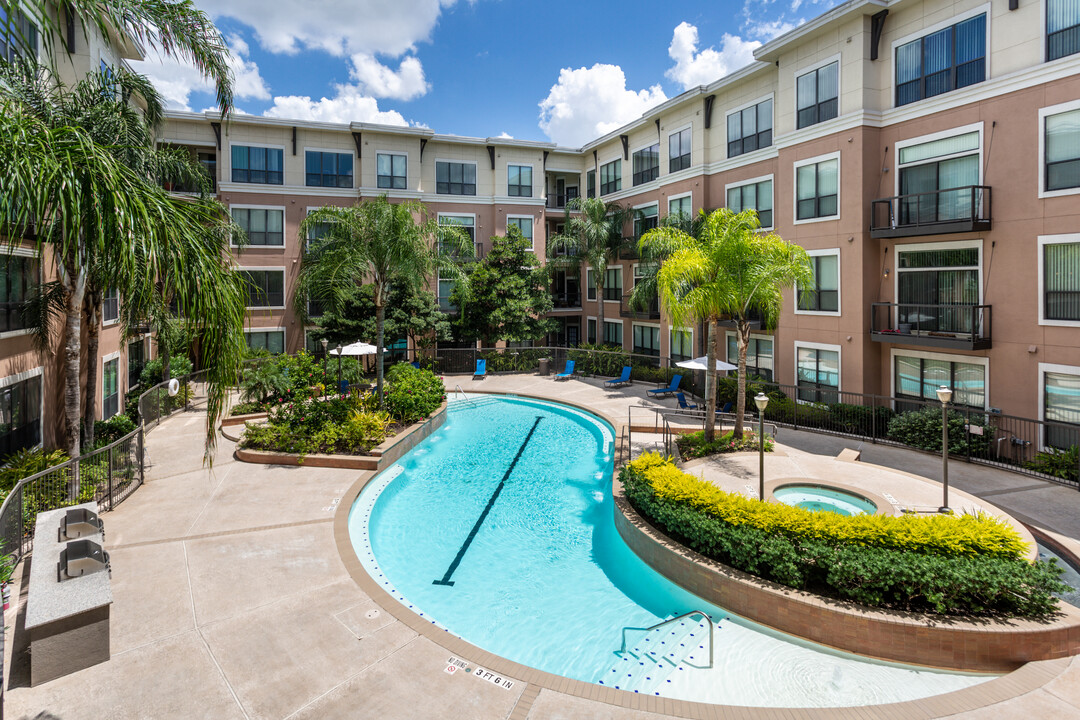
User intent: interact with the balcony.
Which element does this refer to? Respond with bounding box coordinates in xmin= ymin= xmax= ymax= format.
xmin=870 ymin=302 xmax=992 ymax=350
xmin=717 ymin=309 xmax=763 ymax=329
xmin=546 ymin=193 xmax=580 ymax=211
xmin=870 ymin=186 xmax=991 ymax=239
xmin=552 ymin=291 xmax=581 ymax=309
xmin=620 ymin=293 xmax=660 ymax=320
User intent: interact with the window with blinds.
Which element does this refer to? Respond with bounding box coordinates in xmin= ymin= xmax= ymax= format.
xmin=796 ymin=347 xmax=839 ymax=403
xmin=1045 ymin=370 xmax=1080 ymax=449
xmin=895 ymin=355 xmax=985 ymax=410
xmin=796 ymin=62 xmax=838 ymax=129
xmin=895 ymin=15 xmax=985 ymax=107
xmin=727 ymin=336 xmax=773 ymax=381
xmin=1046 ymin=109 xmax=1080 ymax=192
xmin=632 ymin=145 xmax=659 ymax=186
xmin=796 ymin=159 xmax=838 ymax=220
xmin=1048 ymin=0 xmax=1080 ymax=61
xmin=897 ymin=245 xmax=980 ymax=333
xmin=798 ymin=253 xmax=839 ymax=313
xmin=898 ymin=131 xmax=980 ymax=225
xmin=1045 ymin=242 xmax=1080 ymax=321
xmin=727 ymin=180 xmax=773 ymax=228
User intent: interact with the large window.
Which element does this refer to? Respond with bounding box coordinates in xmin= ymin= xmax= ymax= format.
xmin=632 ymin=144 xmax=659 ymax=186
xmin=586 ymin=270 xmax=596 ymax=302
xmin=633 ymin=325 xmax=660 ymax=357
xmin=103 ymin=357 xmax=119 ymax=419
xmin=1045 ymin=108 xmax=1080 ymax=193
xmin=0 ymin=8 xmax=37 ymax=62
xmin=671 ymin=329 xmax=693 ymax=363
xmin=727 ymin=99 xmax=773 ymax=158
xmin=507 ymin=165 xmax=532 ymax=197
xmin=587 ymin=318 xmax=597 ymax=344
xmin=305 ymin=151 xmax=353 ymax=188
xmin=0 ymin=373 xmax=41 ymax=457
xmin=232 ymin=208 xmax=284 ymax=246
xmin=231 ymin=146 xmax=283 ymax=185
xmin=506 ymin=216 xmax=533 ymax=249
xmin=895 ymin=15 xmax=985 ymax=107
xmin=0 ymin=255 xmax=36 ymax=333
xmin=796 ymin=346 xmax=839 ymax=403
xmin=669 ymin=127 xmax=691 ymax=172
xmin=897 ymin=130 xmax=980 ymax=225
xmin=377 ymin=153 xmax=407 ymax=189
xmin=603 ymin=321 xmax=622 ymax=346
xmin=436 ymin=161 xmax=476 ymax=196
xmin=897 ymin=244 xmax=980 ymax=333
xmin=245 ymin=330 xmax=285 ymax=354
xmin=669 ymin=195 xmax=692 ymax=223
xmin=727 ymin=179 xmax=773 ymax=228
xmin=1044 ymin=367 xmax=1080 ymax=448
xmin=795 ymin=157 xmax=838 ymax=221
xmin=727 ymin=335 xmax=774 ymax=381
xmin=633 ymin=205 xmax=658 ymax=240
xmin=600 ymin=159 xmax=621 ymax=195
xmin=895 ymin=354 xmax=984 ymax=410
xmin=603 ymin=268 xmax=622 ymax=301
xmin=586 ymin=170 xmax=596 ymax=199
xmin=796 ymin=62 xmax=838 ymax=129
xmin=439 ymin=215 xmax=475 ymax=244
xmin=102 ymin=287 xmax=119 ymax=323
xmin=1044 ymin=239 xmax=1080 ymax=322
xmin=128 ymin=339 xmax=145 ymax=388
xmin=797 ymin=251 xmax=839 ymax=313
xmin=1049 ymin=0 xmax=1080 ymax=61
xmin=240 ymin=270 xmax=285 ymax=308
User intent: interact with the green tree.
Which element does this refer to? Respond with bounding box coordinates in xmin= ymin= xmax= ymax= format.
xmin=451 ymin=227 xmax=556 ymax=346
xmin=312 ymin=285 xmax=451 ymax=352
xmin=295 ymin=196 xmax=470 ymax=405
xmin=641 ymin=209 xmax=811 ymax=440
xmin=548 ymin=197 xmax=631 ymax=343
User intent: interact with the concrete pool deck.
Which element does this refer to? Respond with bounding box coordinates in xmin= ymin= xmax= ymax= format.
xmin=6 ymin=373 xmax=1080 ymax=719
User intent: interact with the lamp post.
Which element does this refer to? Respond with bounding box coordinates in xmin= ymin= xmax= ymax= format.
xmin=320 ymin=338 xmax=329 ymax=395
xmin=754 ymin=392 xmax=770 ymax=501
xmin=336 ymin=344 xmax=343 ymax=395
xmin=936 ymin=385 xmax=953 ymax=513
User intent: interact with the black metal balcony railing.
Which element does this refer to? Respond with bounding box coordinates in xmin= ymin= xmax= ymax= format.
xmin=620 ymin=293 xmax=660 ymax=320
xmin=717 ymin=308 xmax=763 ymax=329
xmin=870 ymin=185 xmax=991 ymax=239
xmin=870 ymin=302 xmax=992 ymax=350
xmin=552 ymin=292 xmax=581 ymax=309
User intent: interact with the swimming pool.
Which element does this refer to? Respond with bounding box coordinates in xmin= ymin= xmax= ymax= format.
xmin=348 ymin=395 xmax=991 ymax=707
xmin=774 ymin=484 xmax=878 ymax=516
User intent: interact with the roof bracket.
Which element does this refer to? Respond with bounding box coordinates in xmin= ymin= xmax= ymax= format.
xmin=620 ymin=134 xmax=629 ymax=160
xmin=655 ymin=118 xmax=661 ymax=142
xmin=352 ymin=131 xmax=362 ymax=158
xmin=420 ymin=138 xmax=428 ymax=161
xmin=703 ymin=95 xmax=716 ymax=129
xmin=487 ymin=145 xmax=495 ymax=170
xmin=291 ymin=126 xmax=297 ymax=155
xmin=543 ymin=150 xmax=549 ymax=171
xmin=64 ymin=3 xmax=76 ymax=53
xmin=210 ymin=121 xmax=221 ymax=150
xmin=870 ymin=10 xmax=889 ymax=61
xmin=1009 ymin=0 xmax=1018 ymax=9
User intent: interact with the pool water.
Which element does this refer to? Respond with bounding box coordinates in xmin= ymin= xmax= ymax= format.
xmin=349 ymin=395 xmax=991 ymax=707
xmin=773 ymin=485 xmax=878 ymax=516
xmin=1038 ymin=542 xmax=1080 ymax=608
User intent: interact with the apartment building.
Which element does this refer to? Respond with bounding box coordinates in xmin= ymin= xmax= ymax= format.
xmin=160 ymin=0 xmax=1079 ymax=433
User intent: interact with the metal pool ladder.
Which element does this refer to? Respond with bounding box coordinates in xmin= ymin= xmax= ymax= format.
xmin=452 ymin=384 xmax=472 ymax=403
xmin=620 ymin=610 xmax=715 ymax=668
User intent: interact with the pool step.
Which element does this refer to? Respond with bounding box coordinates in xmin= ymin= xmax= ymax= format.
xmin=599 ymin=615 xmax=713 ymax=696
xmin=447 ymin=395 xmax=501 ymax=409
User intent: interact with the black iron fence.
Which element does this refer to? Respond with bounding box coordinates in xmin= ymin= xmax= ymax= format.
xmin=138 ymin=369 xmax=212 ymax=432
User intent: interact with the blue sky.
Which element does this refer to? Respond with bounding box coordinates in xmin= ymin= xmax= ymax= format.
xmin=133 ymin=0 xmax=840 ymax=147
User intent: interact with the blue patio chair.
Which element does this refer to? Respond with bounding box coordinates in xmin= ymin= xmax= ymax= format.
xmin=555 ymin=359 xmax=576 ymax=381
xmin=474 ymin=358 xmax=486 ymax=379
xmin=647 ymin=374 xmax=683 ymax=397
xmin=338 ymin=380 xmax=350 ymax=394
xmin=676 ymin=392 xmax=697 ymax=410
xmin=720 ymin=401 xmax=733 ymax=414
xmin=410 ymin=361 xmax=420 ymax=369
xmin=604 ymin=366 xmax=632 ymax=388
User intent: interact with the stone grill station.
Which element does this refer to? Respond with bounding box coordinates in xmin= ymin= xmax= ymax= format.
xmin=24 ymin=502 xmax=112 ymax=686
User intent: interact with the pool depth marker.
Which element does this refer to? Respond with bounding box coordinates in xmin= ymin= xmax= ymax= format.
xmin=433 ymin=415 xmax=544 ymax=587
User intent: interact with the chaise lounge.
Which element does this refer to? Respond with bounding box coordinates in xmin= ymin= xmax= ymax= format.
xmin=555 ymin=359 xmax=576 ymax=381
xmin=646 ymin=374 xmax=682 ymax=397
xmin=604 ymin=366 xmax=632 ymax=388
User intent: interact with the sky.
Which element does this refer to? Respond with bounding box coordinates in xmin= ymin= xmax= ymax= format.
xmin=131 ymin=0 xmax=841 ymax=148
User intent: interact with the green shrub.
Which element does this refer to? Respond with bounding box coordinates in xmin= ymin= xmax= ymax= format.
xmin=887 ymin=406 xmax=994 ymax=455
xmin=386 ymin=364 xmax=445 ymax=423
xmin=138 ymin=356 xmax=193 ymax=386
xmin=0 ymin=448 xmax=70 ymax=493
xmin=1025 ymin=446 xmax=1080 ymax=483
xmin=676 ymin=430 xmax=773 ymax=460
xmin=94 ymin=415 xmax=137 ymax=447
xmin=230 ymin=401 xmax=266 ymax=416
xmin=240 ymin=398 xmax=391 ymax=457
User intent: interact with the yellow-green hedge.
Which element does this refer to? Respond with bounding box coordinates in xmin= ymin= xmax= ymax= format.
xmin=628 ymin=452 xmax=1027 ymax=559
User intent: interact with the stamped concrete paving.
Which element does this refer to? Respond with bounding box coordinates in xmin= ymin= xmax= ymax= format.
xmin=6 ymin=373 xmax=1080 ymax=719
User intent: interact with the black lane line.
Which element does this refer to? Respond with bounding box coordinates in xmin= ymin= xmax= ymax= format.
xmin=433 ymin=415 xmax=544 ymax=587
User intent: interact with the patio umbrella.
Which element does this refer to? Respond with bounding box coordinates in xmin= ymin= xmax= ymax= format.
xmin=328 ymin=341 xmax=387 ymax=356
xmin=676 ymin=356 xmax=738 ymax=372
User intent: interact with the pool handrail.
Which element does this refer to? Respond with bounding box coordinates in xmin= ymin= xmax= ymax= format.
xmin=619 ymin=609 xmax=714 ymax=669
xmin=453 ymin=384 xmax=471 ymax=403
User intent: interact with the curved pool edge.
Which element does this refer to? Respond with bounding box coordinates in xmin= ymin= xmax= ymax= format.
xmin=765 ymin=478 xmax=894 ymax=516
xmin=332 ymin=388 xmax=1077 ymax=720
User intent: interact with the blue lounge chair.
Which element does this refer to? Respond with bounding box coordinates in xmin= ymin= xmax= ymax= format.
xmin=604 ymin=365 xmax=632 ymax=387
xmin=720 ymin=401 xmax=733 ymax=414
xmin=647 ymin=375 xmax=683 ymax=397
xmin=410 ymin=361 xmax=420 ymax=369
xmin=474 ymin=358 xmax=486 ymax=379
xmin=554 ymin=359 xmax=575 ymax=381
xmin=676 ymin=392 xmax=697 ymax=410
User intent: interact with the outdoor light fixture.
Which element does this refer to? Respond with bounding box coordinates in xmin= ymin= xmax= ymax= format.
xmin=337 ymin=343 xmax=343 ymax=393
xmin=321 ymin=338 xmax=329 ymax=396
xmin=936 ymin=385 xmax=953 ymax=513
xmin=754 ymin=393 xmax=769 ymax=501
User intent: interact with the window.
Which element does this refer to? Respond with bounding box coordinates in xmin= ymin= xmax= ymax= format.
xmin=603 ymin=268 xmax=622 ymax=301
xmin=632 ymin=144 xmax=659 ymax=186
xmin=305 ymin=331 xmax=322 ymax=355
xmin=128 ymin=339 xmax=145 ymax=388
xmin=894 ymin=354 xmax=984 ymax=410
xmin=1049 ymin=0 xmax=1080 ymax=61
xmin=633 ymin=205 xmax=658 ymax=240
xmin=436 ymin=161 xmax=476 ymax=196
xmin=669 ymin=196 xmax=692 ymax=222
xmin=603 ymin=321 xmax=622 ymax=346
xmin=727 ymin=99 xmax=773 ymax=158
xmin=103 ymin=357 xmax=119 ymax=419
xmin=240 ymin=270 xmax=285 ymax=308
xmin=307 ymin=298 xmax=324 ymax=319
xmin=796 ymin=62 xmax=838 ymax=129
xmin=102 ymin=287 xmax=119 ymax=323
xmin=0 ymin=255 xmax=37 ymax=333
xmin=671 ymin=330 xmax=693 ymax=363
xmin=0 ymin=373 xmax=41 ymax=457
xmin=727 ymin=179 xmax=773 ymax=228
xmin=669 ymin=127 xmax=691 ymax=173
xmin=198 ymin=152 xmax=217 ymax=192
xmin=438 ymin=273 xmax=456 ymax=312
xmin=232 ymin=208 xmax=284 ymax=246
xmin=795 ymin=157 xmax=838 ymax=221
xmin=797 ymin=252 xmax=839 ymax=313
xmin=895 ymin=15 xmax=985 ymax=107
xmin=506 ymin=217 xmax=533 ymax=249
xmin=587 ymin=170 xmax=596 ymax=199
xmin=796 ymin=346 xmax=839 ymax=403
xmin=1044 ymin=366 xmax=1080 ymax=448
xmin=439 ymin=215 xmax=475 ymax=244
xmin=633 ymin=325 xmax=660 ymax=356
xmin=1043 ymin=239 xmax=1080 ymax=322
xmin=0 ymin=7 xmax=37 ymax=62
xmin=586 ymin=270 xmax=596 ymax=302
xmin=897 ymin=130 xmax=981 ymax=224
xmin=897 ymin=244 xmax=980 ymax=333
xmin=508 ymin=165 xmax=532 ymax=197
xmin=245 ymin=330 xmax=285 ymax=354
xmin=727 ymin=335 xmax=774 ymax=381
xmin=231 ymin=146 xmax=283 ymax=185
xmin=305 ymin=151 xmax=352 ymax=188
xmin=600 ymin=159 xmax=621 ymax=195
xmin=1045 ymin=108 xmax=1080 ymax=192
xmin=377 ymin=153 xmax=407 ymax=189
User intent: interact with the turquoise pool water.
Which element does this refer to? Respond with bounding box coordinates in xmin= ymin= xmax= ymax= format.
xmin=348 ymin=395 xmax=991 ymax=707
xmin=773 ymin=485 xmax=878 ymax=516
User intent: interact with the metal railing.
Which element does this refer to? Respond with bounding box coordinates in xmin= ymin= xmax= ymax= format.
xmin=870 ymin=302 xmax=992 ymax=350
xmin=620 ymin=292 xmax=660 ymax=320
xmin=619 ymin=610 xmax=715 ymax=668
xmin=552 ymin=291 xmax=582 ymax=309
xmin=870 ymin=185 xmax=991 ymax=238
xmin=138 ymin=368 xmax=212 ymax=432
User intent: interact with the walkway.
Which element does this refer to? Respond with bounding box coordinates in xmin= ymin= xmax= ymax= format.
xmin=6 ymin=374 xmax=1080 ymax=719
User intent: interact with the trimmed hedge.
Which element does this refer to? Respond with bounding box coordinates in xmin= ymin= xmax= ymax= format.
xmin=621 ymin=453 xmax=1065 ymax=616
xmin=676 ymin=430 xmax=773 ymax=460
xmin=385 ymin=363 xmax=446 ymax=423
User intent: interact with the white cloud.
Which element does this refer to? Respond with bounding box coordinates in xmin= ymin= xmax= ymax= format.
xmin=496 ymin=131 xmax=513 ymax=139
xmin=538 ymin=64 xmax=667 ymax=147
xmin=744 ymin=18 xmax=799 ymax=40
xmin=665 ymin=22 xmax=761 ymax=90
xmin=350 ymin=53 xmax=429 ymax=100
xmin=264 ymin=84 xmax=408 ymax=125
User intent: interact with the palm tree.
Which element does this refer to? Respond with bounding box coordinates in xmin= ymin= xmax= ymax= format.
xmin=641 ymin=209 xmax=811 ymax=441
xmin=294 ymin=196 xmax=471 ymax=405
xmin=548 ymin=197 xmax=631 ymax=344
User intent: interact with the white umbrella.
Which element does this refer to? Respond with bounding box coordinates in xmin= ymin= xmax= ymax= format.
xmin=676 ymin=356 xmax=738 ymax=372
xmin=328 ymin=341 xmax=387 ymax=356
